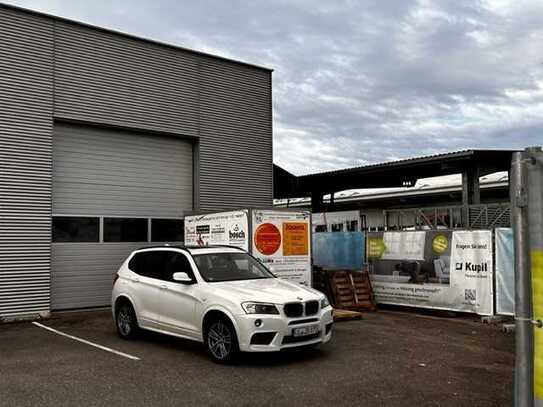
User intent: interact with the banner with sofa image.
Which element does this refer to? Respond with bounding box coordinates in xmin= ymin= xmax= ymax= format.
xmin=367 ymin=230 xmax=493 ymax=315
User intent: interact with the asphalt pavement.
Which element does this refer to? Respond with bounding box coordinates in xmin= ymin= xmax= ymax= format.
xmin=0 ymin=309 xmax=514 ymax=407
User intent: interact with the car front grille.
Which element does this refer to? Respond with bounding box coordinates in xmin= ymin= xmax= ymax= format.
xmin=283 ymin=302 xmax=303 ymax=318
xmin=288 ymin=318 xmax=319 ymax=326
xmin=305 ymin=300 xmax=319 ymax=316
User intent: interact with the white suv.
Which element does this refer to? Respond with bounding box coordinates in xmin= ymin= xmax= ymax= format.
xmin=112 ymin=245 xmax=333 ymax=363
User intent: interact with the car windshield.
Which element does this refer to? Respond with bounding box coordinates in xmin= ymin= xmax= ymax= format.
xmin=193 ymin=252 xmax=274 ymax=282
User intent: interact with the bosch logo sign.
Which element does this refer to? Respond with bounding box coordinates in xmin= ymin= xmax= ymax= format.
xmin=229 ymin=224 xmax=246 ymax=240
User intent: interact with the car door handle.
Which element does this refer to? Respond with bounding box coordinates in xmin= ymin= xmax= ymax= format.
xmin=133 ymin=277 xmax=140 ymax=283
xmin=160 ymin=284 xmax=168 ymax=291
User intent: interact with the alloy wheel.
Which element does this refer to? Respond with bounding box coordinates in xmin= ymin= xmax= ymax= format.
xmin=117 ymin=307 xmax=132 ymax=336
xmin=207 ymin=321 xmax=232 ymax=360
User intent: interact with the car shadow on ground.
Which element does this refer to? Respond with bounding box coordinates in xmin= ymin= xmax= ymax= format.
xmin=136 ymin=328 xmax=329 ymax=367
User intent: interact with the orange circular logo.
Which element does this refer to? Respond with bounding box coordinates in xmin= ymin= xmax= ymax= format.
xmin=254 ymin=223 xmax=281 ymax=255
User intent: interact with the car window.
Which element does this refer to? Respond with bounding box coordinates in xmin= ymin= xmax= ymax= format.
xmin=128 ymin=252 xmax=143 ymax=274
xmin=193 ymin=252 xmax=274 ymax=282
xmin=129 ymin=250 xmax=195 ymax=282
xmin=143 ymin=251 xmax=167 ymax=279
xmin=163 ymin=252 xmax=194 ymax=282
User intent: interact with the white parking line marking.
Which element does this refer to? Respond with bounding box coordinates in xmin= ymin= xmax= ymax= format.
xmin=32 ymin=322 xmax=140 ymax=361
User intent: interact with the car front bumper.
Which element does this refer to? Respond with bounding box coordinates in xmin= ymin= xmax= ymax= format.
xmin=235 ymin=307 xmax=334 ymax=352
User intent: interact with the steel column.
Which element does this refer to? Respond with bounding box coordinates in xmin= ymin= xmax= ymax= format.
xmin=512 ymin=150 xmax=534 ymax=407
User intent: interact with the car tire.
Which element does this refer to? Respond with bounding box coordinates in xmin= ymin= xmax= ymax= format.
xmin=115 ymin=302 xmax=139 ymax=339
xmin=205 ymin=318 xmax=239 ymax=364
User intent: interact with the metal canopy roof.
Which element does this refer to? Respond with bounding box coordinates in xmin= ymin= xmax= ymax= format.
xmin=274 ymin=149 xmax=516 ymax=198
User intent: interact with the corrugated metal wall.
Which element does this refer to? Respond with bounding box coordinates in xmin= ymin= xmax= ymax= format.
xmin=53 ymin=21 xmax=200 ymax=137
xmin=51 ymin=124 xmax=193 ymax=309
xmin=198 ymin=58 xmax=273 ymax=210
xmin=0 ymin=4 xmax=273 ymax=316
xmin=51 ymin=243 xmax=151 ymax=310
xmin=53 ymin=19 xmax=273 ymax=211
xmin=52 ymin=123 xmax=193 ymax=217
xmin=0 ymin=9 xmax=53 ymax=318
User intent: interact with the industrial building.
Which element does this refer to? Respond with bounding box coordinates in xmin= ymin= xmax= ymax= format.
xmin=0 ymin=4 xmax=272 ymax=318
xmin=274 ymin=150 xmax=514 ymax=230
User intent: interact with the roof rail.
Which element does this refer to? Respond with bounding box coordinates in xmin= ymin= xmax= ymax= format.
xmin=135 ymin=244 xmax=246 ymax=251
xmin=136 ymin=244 xmax=188 ymax=251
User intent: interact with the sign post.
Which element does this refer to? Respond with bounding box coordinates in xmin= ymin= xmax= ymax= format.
xmin=512 ymin=147 xmax=543 ymax=407
xmin=511 ymin=151 xmax=533 ymax=407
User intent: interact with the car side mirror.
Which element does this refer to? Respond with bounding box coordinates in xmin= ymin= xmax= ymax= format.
xmin=172 ymin=272 xmax=194 ymax=284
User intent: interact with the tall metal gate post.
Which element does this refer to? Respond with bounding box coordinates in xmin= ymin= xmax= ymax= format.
xmin=512 ymin=151 xmax=533 ymax=407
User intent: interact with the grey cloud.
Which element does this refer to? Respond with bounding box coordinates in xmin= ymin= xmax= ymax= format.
xmin=7 ymin=0 xmax=543 ymax=174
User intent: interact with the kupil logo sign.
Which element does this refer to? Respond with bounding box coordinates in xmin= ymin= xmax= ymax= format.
xmin=455 ymin=262 xmax=488 ymax=272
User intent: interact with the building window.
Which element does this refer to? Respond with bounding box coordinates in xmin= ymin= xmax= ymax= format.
xmin=331 ymin=223 xmax=343 ymax=232
xmin=104 ymin=218 xmax=148 ymax=242
xmin=151 ymin=219 xmax=184 ymax=242
xmin=346 ymin=220 xmax=358 ymax=231
xmin=52 ymin=217 xmax=100 ymax=242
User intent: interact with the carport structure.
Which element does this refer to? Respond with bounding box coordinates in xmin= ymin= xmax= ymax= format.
xmin=274 ymin=149 xmax=515 ymax=228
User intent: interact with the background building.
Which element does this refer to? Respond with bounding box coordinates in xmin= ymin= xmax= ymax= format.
xmin=274 ymin=150 xmax=514 ymax=230
xmin=0 ymin=4 xmax=272 ymax=318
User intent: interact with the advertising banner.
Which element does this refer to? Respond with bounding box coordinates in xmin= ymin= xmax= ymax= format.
xmin=184 ymin=210 xmax=249 ymax=250
xmin=368 ymin=230 xmax=493 ymax=315
xmin=252 ymin=210 xmax=311 ymax=286
xmin=495 ymin=228 xmax=515 ymax=316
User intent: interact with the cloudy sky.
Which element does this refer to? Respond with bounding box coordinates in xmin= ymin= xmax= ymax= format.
xmin=5 ymin=0 xmax=543 ymax=175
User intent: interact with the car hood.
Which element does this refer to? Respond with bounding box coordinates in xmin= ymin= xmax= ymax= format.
xmin=208 ymin=278 xmax=323 ymax=304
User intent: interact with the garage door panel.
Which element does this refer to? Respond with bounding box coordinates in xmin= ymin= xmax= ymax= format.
xmin=51 ymin=123 xmax=192 ymax=310
xmin=53 ymin=123 xmax=193 ymax=216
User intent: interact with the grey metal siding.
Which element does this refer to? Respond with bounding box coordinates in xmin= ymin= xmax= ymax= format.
xmin=51 ymin=123 xmax=192 ymax=309
xmin=0 ymin=8 xmax=53 ymax=318
xmin=52 ymin=20 xmax=273 ymax=211
xmin=198 ymin=58 xmax=273 ymax=210
xmin=53 ymin=21 xmax=201 ymax=137
xmin=53 ymin=123 xmax=193 ymax=217
xmin=1 ymin=4 xmax=273 ymax=315
xmin=51 ymin=243 xmax=144 ymax=310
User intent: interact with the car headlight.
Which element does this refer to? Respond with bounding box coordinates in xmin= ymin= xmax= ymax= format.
xmin=320 ymin=296 xmax=330 ymax=309
xmin=242 ymin=302 xmax=279 ymax=315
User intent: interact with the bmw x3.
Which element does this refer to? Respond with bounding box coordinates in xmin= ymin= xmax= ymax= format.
xmin=112 ymin=245 xmax=333 ymax=363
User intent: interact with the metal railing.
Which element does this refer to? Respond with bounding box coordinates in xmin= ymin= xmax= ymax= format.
xmin=384 ymin=203 xmax=511 ymax=230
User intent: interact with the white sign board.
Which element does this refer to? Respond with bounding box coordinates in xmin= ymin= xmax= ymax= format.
xmin=369 ymin=230 xmax=494 ymax=315
xmin=251 ymin=210 xmax=312 ymax=286
xmin=448 ymin=230 xmax=494 ymax=315
xmin=381 ymin=231 xmax=426 ymax=261
xmin=184 ymin=209 xmax=312 ymax=286
xmin=184 ymin=210 xmax=249 ymax=250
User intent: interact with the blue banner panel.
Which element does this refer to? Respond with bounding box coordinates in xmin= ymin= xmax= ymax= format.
xmin=312 ymin=232 xmax=364 ymax=270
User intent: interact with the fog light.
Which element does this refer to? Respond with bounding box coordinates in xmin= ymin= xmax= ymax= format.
xmin=254 ymin=319 xmax=262 ymax=327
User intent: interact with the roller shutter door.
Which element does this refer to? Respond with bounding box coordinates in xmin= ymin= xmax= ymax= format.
xmin=51 ymin=123 xmax=193 ymax=310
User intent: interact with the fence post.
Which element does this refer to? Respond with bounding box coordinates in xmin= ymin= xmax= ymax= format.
xmin=526 ymin=147 xmax=543 ymax=406
xmin=511 ymin=151 xmax=533 ymax=407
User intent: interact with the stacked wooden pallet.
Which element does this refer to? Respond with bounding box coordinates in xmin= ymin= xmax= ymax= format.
xmin=313 ymin=268 xmax=376 ymax=311
xmin=332 ymin=308 xmax=363 ymax=322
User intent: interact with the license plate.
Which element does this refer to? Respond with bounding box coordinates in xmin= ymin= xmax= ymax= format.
xmin=292 ymin=324 xmax=319 ymax=337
